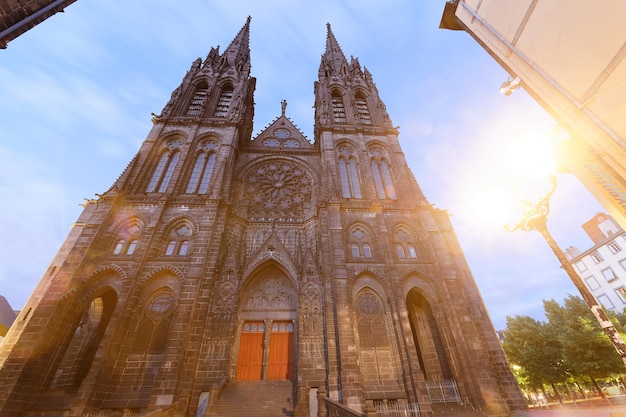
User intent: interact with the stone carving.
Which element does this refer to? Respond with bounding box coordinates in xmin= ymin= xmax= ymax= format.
xmin=244 ymin=161 xmax=312 ymax=219
xmin=243 ymin=276 xmax=295 ymax=311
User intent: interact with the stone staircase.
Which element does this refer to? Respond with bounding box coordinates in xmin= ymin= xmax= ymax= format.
xmin=213 ymin=380 xmax=294 ymax=417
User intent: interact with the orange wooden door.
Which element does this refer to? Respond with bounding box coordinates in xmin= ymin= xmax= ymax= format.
xmin=267 ymin=322 xmax=294 ymax=380
xmin=236 ymin=322 xmax=264 ymax=381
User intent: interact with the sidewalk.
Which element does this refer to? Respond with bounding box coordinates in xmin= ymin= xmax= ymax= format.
xmin=512 ymin=395 xmax=626 ymax=417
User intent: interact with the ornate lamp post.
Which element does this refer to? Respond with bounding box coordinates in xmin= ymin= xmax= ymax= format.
xmin=506 ymin=175 xmax=626 ymax=366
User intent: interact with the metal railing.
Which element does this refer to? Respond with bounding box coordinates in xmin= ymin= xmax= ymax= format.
xmin=375 ymin=401 xmax=422 ymax=417
xmin=425 ymin=379 xmax=461 ymax=404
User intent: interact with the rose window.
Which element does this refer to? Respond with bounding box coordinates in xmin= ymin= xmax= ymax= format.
xmin=244 ymin=161 xmax=312 ymax=219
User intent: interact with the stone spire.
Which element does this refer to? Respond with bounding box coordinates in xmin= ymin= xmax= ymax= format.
xmin=318 ymin=23 xmax=348 ymax=79
xmin=222 ymin=16 xmax=252 ymax=71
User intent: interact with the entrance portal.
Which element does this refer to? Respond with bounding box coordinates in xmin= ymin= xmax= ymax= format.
xmin=236 ymin=321 xmax=294 ymax=381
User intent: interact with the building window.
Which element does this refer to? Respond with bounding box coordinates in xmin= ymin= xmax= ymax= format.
xmin=126 ymin=239 xmax=138 ymax=255
xmin=602 ymin=267 xmax=617 ymax=282
xmin=186 ymin=84 xmax=209 ymax=116
xmin=186 ymin=152 xmax=216 ymax=194
xmin=164 ymin=224 xmax=193 ymax=256
xmin=591 ymin=252 xmax=604 ymax=264
xmin=338 ymin=146 xmax=362 ymax=198
xmin=147 ymin=150 xmax=180 ymax=193
xmin=616 ymin=287 xmax=626 ymax=302
xmin=585 ymin=276 xmax=600 ymax=290
xmin=369 ymin=147 xmax=397 ymax=200
xmin=575 ymin=261 xmax=588 ymax=273
xmin=113 ymin=238 xmax=138 ymax=255
xmin=350 ymin=227 xmax=372 ymax=259
xmin=131 ymin=290 xmax=176 ymax=354
xmin=597 ymin=293 xmax=616 ymax=310
xmin=394 ymin=227 xmax=420 ymax=260
xmin=331 ymin=91 xmax=346 ymax=123
xmin=112 ymin=222 xmax=142 ymax=255
xmin=608 ymin=241 xmax=622 ymax=254
xmin=214 ymin=85 xmax=233 ymax=117
xmin=354 ymin=92 xmax=371 ymax=124
xmin=620 ymin=258 xmax=626 ymax=271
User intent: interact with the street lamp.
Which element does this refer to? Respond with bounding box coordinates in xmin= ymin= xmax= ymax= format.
xmin=506 ymin=174 xmax=626 ymax=366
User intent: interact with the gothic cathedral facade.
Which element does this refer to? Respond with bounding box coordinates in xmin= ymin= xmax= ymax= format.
xmin=0 ymin=19 xmax=525 ymax=417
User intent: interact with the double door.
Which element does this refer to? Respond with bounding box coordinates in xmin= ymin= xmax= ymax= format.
xmin=236 ymin=321 xmax=294 ymax=381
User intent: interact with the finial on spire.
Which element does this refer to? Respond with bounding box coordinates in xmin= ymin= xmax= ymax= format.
xmin=281 ymin=99 xmax=287 ymax=117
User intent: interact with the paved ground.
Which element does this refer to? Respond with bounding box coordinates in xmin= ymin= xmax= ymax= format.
xmin=512 ymin=395 xmax=626 ymax=417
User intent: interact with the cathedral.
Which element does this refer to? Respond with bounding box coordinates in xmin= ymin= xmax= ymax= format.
xmin=0 ymin=18 xmax=525 ymax=417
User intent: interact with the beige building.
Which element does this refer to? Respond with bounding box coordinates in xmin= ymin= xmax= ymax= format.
xmin=441 ymin=0 xmax=626 ymax=229
xmin=0 ymin=19 xmax=524 ymax=417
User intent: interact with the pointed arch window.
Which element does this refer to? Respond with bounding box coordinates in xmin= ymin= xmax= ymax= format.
xmin=394 ymin=227 xmax=420 ymax=260
xmin=50 ymin=291 xmax=117 ymax=389
xmin=338 ymin=146 xmax=362 ymax=198
xmin=186 ymin=83 xmax=209 ymax=116
xmin=355 ymin=289 xmax=389 ymax=348
xmin=186 ymin=152 xmax=216 ymax=194
xmin=350 ymin=227 xmax=372 ymax=259
xmin=131 ymin=291 xmax=176 ymax=354
xmin=331 ymin=91 xmax=347 ymax=123
xmin=369 ymin=147 xmax=397 ymax=200
xmin=355 ymin=92 xmax=371 ymax=124
xmin=163 ymin=224 xmax=193 ymax=256
xmin=147 ymin=149 xmax=180 ymax=193
xmin=214 ymin=85 xmax=234 ymax=117
xmin=112 ymin=223 xmax=142 ymax=255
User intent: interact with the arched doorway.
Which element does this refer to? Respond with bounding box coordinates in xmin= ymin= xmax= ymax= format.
xmin=236 ymin=265 xmax=296 ymax=381
xmin=406 ymin=289 xmax=451 ymax=381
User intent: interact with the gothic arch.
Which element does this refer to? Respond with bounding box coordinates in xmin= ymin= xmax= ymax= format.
xmin=351 ymin=273 xmax=387 ymax=302
xmin=109 ymin=217 xmax=143 ymax=251
xmin=347 ymin=222 xmax=375 ymax=259
xmin=155 ymin=216 xmax=197 ymax=256
xmin=158 ymin=131 xmax=189 ymax=146
xmin=49 ymin=285 xmax=118 ymax=391
xmin=74 ymin=267 xmax=126 ymax=303
xmin=367 ymin=142 xmax=397 ymax=200
xmin=240 ymin=258 xmax=298 ymax=296
xmin=138 ymin=265 xmax=186 ymax=289
xmin=185 ymin=80 xmax=210 ymax=116
xmin=352 ymin=283 xmax=402 ymax=392
xmin=403 ymin=276 xmax=453 ymax=382
xmin=392 ymin=223 xmax=422 ymax=259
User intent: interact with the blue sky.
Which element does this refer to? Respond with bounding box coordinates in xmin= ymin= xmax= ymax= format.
xmin=0 ymin=1 xmax=605 ymax=329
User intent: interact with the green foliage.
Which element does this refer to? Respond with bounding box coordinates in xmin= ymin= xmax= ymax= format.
xmin=503 ymin=315 xmax=566 ymax=389
xmin=502 ymin=295 xmax=626 ymax=388
xmin=544 ymin=295 xmax=624 ymax=379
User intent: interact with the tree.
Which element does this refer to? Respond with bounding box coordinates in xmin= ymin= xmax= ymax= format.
xmin=503 ymin=315 xmax=567 ymax=397
xmin=544 ymin=295 xmax=625 ymax=393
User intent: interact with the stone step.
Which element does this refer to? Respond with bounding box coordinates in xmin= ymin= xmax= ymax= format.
xmin=215 ymin=380 xmax=294 ymax=417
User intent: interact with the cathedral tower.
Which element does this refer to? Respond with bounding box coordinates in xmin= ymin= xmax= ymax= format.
xmin=0 ymin=19 xmax=525 ymax=417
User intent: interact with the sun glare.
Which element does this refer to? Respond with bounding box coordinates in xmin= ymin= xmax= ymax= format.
xmin=505 ymin=135 xmax=556 ymax=179
xmin=471 ymin=186 xmax=519 ymax=228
